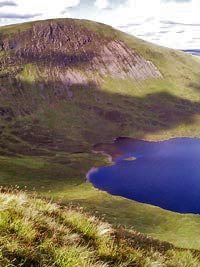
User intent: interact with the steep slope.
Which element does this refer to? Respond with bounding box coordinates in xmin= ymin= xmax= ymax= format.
xmin=0 ymin=21 xmax=161 ymax=81
xmin=1 ymin=190 xmax=200 ymax=267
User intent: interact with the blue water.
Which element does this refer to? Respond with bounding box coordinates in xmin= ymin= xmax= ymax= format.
xmin=182 ymin=49 xmax=200 ymax=56
xmin=88 ymin=138 xmax=200 ymax=214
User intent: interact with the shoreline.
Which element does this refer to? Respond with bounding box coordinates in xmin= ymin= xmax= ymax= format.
xmin=91 ymin=135 xmax=195 ymax=166
xmin=86 ymin=135 xmax=200 ymax=182
xmin=86 ymin=167 xmax=99 ymax=181
xmin=86 ymin=150 xmax=116 ymax=182
xmin=114 ymin=135 xmax=200 ymax=143
xmin=92 ymin=149 xmax=114 ymax=163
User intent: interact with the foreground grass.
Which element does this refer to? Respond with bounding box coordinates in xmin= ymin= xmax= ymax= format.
xmin=1 ymin=189 xmax=200 ymax=267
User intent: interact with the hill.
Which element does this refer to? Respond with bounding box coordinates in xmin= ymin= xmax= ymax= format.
xmin=0 ymin=18 xmax=200 ymax=155
xmin=1 ymin=18 xmax=200 ymax=250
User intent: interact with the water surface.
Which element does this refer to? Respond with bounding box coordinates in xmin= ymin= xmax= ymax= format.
xmin=88 ymin=138 xmax=200 ymax=214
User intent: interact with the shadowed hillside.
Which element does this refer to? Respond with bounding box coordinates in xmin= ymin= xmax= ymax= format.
xmin=0 ymin=80 xmax=200 ymax=156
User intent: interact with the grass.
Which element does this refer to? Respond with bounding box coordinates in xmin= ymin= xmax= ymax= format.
xmin=1 ymin=188 xmax=200 ymax=267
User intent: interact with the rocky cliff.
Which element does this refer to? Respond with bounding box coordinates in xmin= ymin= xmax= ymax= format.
xmin=0 ymin=20 xmax=161 ymax=86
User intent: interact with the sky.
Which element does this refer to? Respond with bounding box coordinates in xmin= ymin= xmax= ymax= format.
xmin=0 ymin=0 xmax=199 ymax=49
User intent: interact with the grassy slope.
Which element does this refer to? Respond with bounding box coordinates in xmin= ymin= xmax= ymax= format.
xmin=103 ymin=32 xmax=200 ymax=141
xmin=1 ymin=189 xmax=200 ymax=267
xmin=1 ymin=19 xmax=200 ymax=250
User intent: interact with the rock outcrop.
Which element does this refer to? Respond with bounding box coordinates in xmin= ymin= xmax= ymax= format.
xmin=0 ymin=20 xmax=162 ymax=86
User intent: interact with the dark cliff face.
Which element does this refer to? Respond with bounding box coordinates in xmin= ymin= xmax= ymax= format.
xmin=0 ymin=22 xmax=99 ymax=67
xmin=0 ymin=20 xmax=161 ymax=83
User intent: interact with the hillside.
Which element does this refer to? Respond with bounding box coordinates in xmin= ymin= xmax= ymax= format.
xmin=0 ymin=18 xmax=200 ymax=155
xmin=1 ymin=18 xmax=200 ymax=251
xmin=1 ymin=189 xmax=200 ymax=267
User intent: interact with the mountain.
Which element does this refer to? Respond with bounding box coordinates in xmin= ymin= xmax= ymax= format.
xmin=1 ymin=18 xmax=200 ymax=255
xmin=1 ymin=18 xmax=200 ymax=156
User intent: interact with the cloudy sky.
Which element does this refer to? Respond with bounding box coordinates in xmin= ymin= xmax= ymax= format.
xmin=0 ymin=0 xmax=199 ymax=49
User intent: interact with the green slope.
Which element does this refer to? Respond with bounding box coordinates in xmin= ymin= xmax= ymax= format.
xmin=1 ymin=18 xmax=200 ymax=250
xmin=1 ymin=190 xmax=200 ymax=267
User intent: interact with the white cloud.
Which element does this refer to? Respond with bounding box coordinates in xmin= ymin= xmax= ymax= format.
xmin=94 ymin=0 xmax=109 ymax=9
xmin=87 ymin=0 xmax=200 ymax=49
xmin=0 ymin=0 xmax=80 ymax=21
